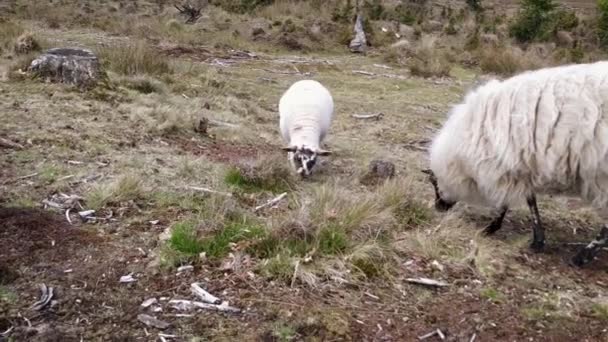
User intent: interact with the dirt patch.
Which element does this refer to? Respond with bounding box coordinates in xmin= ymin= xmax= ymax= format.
xmin=0 ymin=207 xmax=103 ymax=270
xmin=168 ymin=135 xmax=269 ymax=164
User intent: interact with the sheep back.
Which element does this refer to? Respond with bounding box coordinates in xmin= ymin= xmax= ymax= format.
xmin=430 ymin=61 xmax=608 ymax=209
xmin=279 ymin=80 xmax=334 ymax=148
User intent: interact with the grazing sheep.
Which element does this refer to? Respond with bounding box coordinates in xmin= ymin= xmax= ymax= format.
xmin=279 ymin=79 xmax=334 ymax=177
xmin=422 ymin=61 xmax=608 ymax=266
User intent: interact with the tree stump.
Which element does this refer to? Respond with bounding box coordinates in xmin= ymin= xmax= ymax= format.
xmin=29 ymin=48 xmax=103 ymax=88
xmin=349 ymin=13 xmax=367 ymax=54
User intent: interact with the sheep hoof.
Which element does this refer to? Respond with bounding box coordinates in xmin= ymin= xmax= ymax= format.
xmin=530 ymin=240 xmax=545 ymax=253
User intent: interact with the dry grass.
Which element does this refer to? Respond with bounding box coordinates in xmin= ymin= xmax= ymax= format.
xmin=478 ymin=45 xmax=541 ymax=76
xmin=407 ymin=35 xmax=452 ymax=78
xmin=85 ymin=174 xmax=146 ymax=210
xmin=97 ymin=41 xmax=171 ymax=76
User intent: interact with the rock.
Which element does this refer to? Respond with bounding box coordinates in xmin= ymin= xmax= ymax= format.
xmin=349 ymin=14 xmax=367 ymax=53
xmin=422 ymin=20 xmax=442 ymax=33
xmin=196 ymin=116 xmax=209 ymax=135
xmin=14 ymin=33 xmax=40 ymax=54
xmin=556 ymin=30 xmax=574 ymax=47
xmin=480 ymin=33 xmax=499 ymax=47
xmin=398 ymin=24 xmax=415 ymax=40
xmin=251 ymin=27 xmax=266 ymax=38
xmin=360 ymin=160 xmax=396 ymax=185
xmin=29 ymin=47 xmax=103 ymax=88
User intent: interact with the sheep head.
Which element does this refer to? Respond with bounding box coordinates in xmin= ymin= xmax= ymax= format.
xmin=282 ymin=145 xmax=331 ymax=177
xmin=421 ymin=169 xmax=457 ymax=212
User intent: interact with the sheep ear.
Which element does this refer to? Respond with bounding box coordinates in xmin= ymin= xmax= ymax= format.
xmin=282 ymin=145 xmax=297 ymax=152
xmin=315 ymin=148 xmax=332 ymax=156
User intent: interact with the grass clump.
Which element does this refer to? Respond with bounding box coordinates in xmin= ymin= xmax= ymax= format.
xmin=478 ymin=46 xmax=538 ymax=76
xmin=407 ymin=36 xmax=451 ymax=78
xmin=599 ymin=0 xmax=608 ymax=48
xmin=0 ymin=20 xmax=24 ymax=54
xmin=169 ymin=220 xmax=205 ymax=255
xmin=224 ymin=154 xmax=295 ymax=193
xmin=98 ymin=41 xmax=171 ymax=76
xmin=85 ymin=174 xmax=145 ymax=210
xmin=591 ymin=303 xmax=608 ymax=320
xmin=118 ymin=75 xmax=166 ymax=94
xmin=480 ymin=287 xmax=503 ymax=303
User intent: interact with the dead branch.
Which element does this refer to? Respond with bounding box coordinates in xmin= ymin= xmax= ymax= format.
xmin=254 ymin=192 xmax=287 ymax=212
xmin=168 ymin=299 xmax=241 ymax=313
xmin=208 ymin=119 xmax=240 ymax=129
xmin=65 ymin=208 xmax=73 ymax=224
xmin=174 ymin=2 xmax=203 ymax=24
xmin=185 ymin=186 xmax=232 ymax=197
xmin=403 ymin=138 xmax=431 ymax=152
xmin=42 ymin=199 xmax=64 ymax=210
xmin=190 ymin=283 xmax=221 ymax=304
xmin=406 ymin=277 xmax=449 ymax=287
xmin=0 ymin=137 xmax=24 ymax=149
xmin=351 ymin=112 xmax=384 ymax=120
xmin=352 ymin=70 xmax=375 ymax=76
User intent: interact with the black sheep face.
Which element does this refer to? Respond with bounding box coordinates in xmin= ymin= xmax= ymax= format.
xmin=422 ymin=169 xmax=457 ymax=212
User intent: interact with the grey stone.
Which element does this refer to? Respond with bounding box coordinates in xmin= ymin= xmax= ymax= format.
xmin=29 ymin=47 xmax=103 ymax=88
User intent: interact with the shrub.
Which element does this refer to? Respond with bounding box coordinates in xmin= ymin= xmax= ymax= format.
xmin=466 ymin=0 xmax=483 ymax=13
xmin=363 ymin=0 xmax=386 ymax=20
xmin=509 ymin=0 xmax=557 ymax=43
xmin=408 ymin=36 xmax=452 ymax=78
xmin=599 ymin=0 xmax=608 ymax=48
xmin=332 ymin=0 xmax=355 ymax=23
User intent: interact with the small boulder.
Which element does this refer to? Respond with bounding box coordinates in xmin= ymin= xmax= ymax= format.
xmin=556 ymin=30 xmax=574 ymax=47
xmin=360 ymin=160 xmax=396 ymax=185
xmin=29 ymin=47 xmax=103 ymax=88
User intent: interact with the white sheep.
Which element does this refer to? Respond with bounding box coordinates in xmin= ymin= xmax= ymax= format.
xmin=279 ymin=79 xmax=334 ymax=177
xmin=423 ymin=61 xmax=608 ymax=267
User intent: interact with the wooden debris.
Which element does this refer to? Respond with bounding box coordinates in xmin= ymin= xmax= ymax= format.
xmin=254 ymin=192 xmax=287 ymax=212
xmin=177 ymin=265 xmax=194 ymax=273
xmin=418 ymin=329 xmax=446 ymax=340
xmin=352 ymin=70 xmax=407 ymax=80
xmin=470 ymin=333 xmax=477 ymax=342
xmin=191 ymin=283 xmax=221 ymax=304
xmin=65 ymin=208 xmax=73 ymax=224
xmin=351 ymin=113 xmax=384 ymax=120
xmin=168 ymin=299 xmax=241 ymax=313
xmin=119 ymin=273 xmax=137 ymax=283
xmin=0 ymin=137 xmax=24 ymax=149
xmin=185 ymin=186 xmax=232 ymax=197
xmin=67 ymin=160 xmax=83 ymax=165
xmin=137 ymin=314 xmax=170 ymax=330
xmin=42 ymin=199 xmax=64 ymax=210
xmin=406 ymin=277 xmax=449 ymax=287
xmin=141 ymin=298 xmax=158 ymax=308
xmin=78 ymin=210 xmax=95 ymax=220
xmin=32 ymin=284 xmax=54 ymax=311
xmin=353 ymin=70 xmax=375 ymax=76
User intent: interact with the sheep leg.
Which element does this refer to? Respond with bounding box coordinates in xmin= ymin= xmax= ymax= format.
xmin=570 ymin=225 xmax=608 ymax=267
xmin=527 ymin=195 xmax=545 ymax=252
xmin=483 ymin=207 xmax=508 ymax=235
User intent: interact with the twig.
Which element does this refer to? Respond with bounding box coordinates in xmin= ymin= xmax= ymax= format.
xmin=406 ymin=277 xmax=449 ymax=287
xmin=352 ymin=70 xmax=408 ymax=80
xmin=418 ymin=329 xmax=445 ymax=340
xmin=191 ymin=283 xmax=221 ymax=304
xmin=185 ymin=186 xmax=232 ymax=197
xmin=168 ymin=299 xmax=241 ymax=313
xmin=470 ymin=333 xmax=477 ymax=342
xmin=290 ymin=260 xmax=300 ymax=288
xmin=57 ymin=174 xmax=75 ymax=182
xmin=65 ymin=208 xmax=73 ymax=225
xmin=67 ymin=160 xmax=83 ymax=165
xmin=208 ymin=119 xmax=240 ymax=129
xmin=353 ymin=70 xmax=375 ymax=76
xmin=17 ymin=172 xmax=39 ymax=180
xmin=351 ymin=113 xmax=384 ymax=120
xmin=254 ymin=192 xmax=287 ymax=212
xmin=42 ymin=199 xmax=64 ymax=210
xmin=137 ymin=314 xmax=170 ymax=330
xmin=0 ymin=137 xmax=24 ymax=149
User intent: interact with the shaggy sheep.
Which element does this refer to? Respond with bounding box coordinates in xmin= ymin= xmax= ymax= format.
xmin=279 ymin=79 xmax=334 ymax=177
xmin=423 ymin=61 xmax=608 ymax=266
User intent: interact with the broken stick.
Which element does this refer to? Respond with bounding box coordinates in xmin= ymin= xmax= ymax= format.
xmin=254 ymin=192 xmax=287 ymax=212
xmin=406 ymin=277 xmax=449 ymax=287
xmin=351 ymin=113 xmax=384 ymax=120
xmin=190 ymin=283 xmax=221 ymax=304
xmin=0 ymin=137 xmax=24 ymax=149
xmin=185 ymin=186 xmax=232 ymax=197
